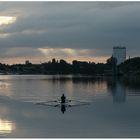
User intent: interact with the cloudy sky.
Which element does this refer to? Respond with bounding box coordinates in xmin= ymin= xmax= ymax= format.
xmin=0 ymin=2 xmax=140 ymax=64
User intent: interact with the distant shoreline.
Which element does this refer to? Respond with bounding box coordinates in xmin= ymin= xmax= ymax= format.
xmin=0 ymin=57 xmax=140 ymax=76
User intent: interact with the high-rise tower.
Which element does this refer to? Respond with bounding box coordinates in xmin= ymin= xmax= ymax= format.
xmin=113 ymin=46 xmax=126 ymax=65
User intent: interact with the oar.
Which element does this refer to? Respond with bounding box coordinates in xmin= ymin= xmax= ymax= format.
xmin=36 ymin=100 xmax=58 ymax=104
xmin=68 ymin=103 xmax=89 ymax=107
xmin=69 ymin=99 xmax=89 ymax=104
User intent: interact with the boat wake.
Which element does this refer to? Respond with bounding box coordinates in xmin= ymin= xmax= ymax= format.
xmin=35 ymin=99 xmax=90 ymax=114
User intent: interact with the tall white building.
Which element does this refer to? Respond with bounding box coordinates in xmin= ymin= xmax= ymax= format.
xmin=113 ymin=46 xmax=126 ymax=65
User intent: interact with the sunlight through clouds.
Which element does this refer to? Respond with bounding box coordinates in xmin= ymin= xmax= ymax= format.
xmin=38 ymin=48 xmax=107 ymax=63
xmin=38 ymin=48 xmax=77 ymax=57
xmin=0 ymin=16 xmax=16 ymax=26
xmin=0 ymin=2 xmax=139 ymax=64
xmin=38 ymin=48 xmax=97 ymax=57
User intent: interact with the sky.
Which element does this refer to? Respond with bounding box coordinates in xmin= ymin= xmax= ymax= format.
xmin=0 ymin=1 xmax=140 ymax=64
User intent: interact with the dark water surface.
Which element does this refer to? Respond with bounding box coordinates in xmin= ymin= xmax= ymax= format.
xmin=0 ymin=75 xmax=140 ymax=138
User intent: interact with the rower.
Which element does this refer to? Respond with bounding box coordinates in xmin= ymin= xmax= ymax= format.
xmin=61 ymin=94 xmax=66 ymax=103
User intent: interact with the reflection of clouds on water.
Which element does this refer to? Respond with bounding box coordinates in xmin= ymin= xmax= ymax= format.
xmin=0 ymin=102 xmax=16 ymax=136
xmin=0 ymin=81 xmax=11 ymax=97
xmin=0 ymin=81 xmax=10 ymax=87
xmin=0 ymin=97 xmax=51 ymax=137
xmin=0 ymin=75 xmax=140 ymax=137
xmin=0 ymin=119 xmax=15 ymax=134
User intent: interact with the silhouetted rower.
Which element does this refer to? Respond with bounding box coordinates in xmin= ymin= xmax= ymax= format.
xmin=61 ymin=94 xmax=66 ymax=103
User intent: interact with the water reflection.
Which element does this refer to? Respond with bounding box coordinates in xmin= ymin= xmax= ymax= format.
xmin=0 ymin=75 xmax=140 ymax=137
xmin=61 ymin=104 xmax=66 ymax=114
xmin=107 ymin=77 xmax=126 ymax=103
xmin=0 ymin=118 xmax=15 ymax=134
xmin=0 ymin=81 xmax=11 ymax=97
xmin=36 ymin=99 xmax=90 ymax=114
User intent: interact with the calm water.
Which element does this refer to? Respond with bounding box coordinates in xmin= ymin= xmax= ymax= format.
xmin=0 ymin=75 xmax=140 ymax=138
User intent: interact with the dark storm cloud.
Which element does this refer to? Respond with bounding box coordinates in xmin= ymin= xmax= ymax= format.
xmin=0 ymin=2 xmax=140 ymax=62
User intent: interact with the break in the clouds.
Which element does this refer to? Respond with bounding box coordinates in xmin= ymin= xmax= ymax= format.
xmin=0 ymin=2 xmax=140 ymax=64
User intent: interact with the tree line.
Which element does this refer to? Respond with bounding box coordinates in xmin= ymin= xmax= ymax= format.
xmin=0 ymin=57 xmax=140 ymax=76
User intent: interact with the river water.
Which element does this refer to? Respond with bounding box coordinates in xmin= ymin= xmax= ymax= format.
xmin=0 ymin=75 xmax=140 ymax=138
